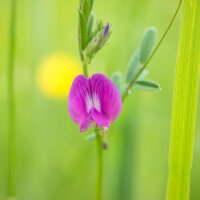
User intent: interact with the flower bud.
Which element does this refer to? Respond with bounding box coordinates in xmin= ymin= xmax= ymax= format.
xmin=83 ymin=23 xmax=111 ymax=63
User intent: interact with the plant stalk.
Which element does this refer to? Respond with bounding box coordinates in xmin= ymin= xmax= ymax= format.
xmin=7 ymin=0 xmax=17 ymax=199
xmin=83 ymin=63 xmax=89 ymax=77
xmin=122 ymin=0 xmax=183 ymax=102
xmin=96 ymin=132 xmax=103 ymax=200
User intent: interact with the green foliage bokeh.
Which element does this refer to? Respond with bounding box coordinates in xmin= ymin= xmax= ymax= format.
xmin=0 ymin=0 xmax=200 ymax=200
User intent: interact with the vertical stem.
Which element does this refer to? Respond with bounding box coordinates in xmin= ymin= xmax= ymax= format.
xmin=7 ymin=0 xmax=17 ymax=199
xmin=166 ymin=0 xmax=200 ymax=199
xmin=83 ymin=63 xmax=89 ymax=77
xmin=96 ymin=133 xmax=103 ymax=200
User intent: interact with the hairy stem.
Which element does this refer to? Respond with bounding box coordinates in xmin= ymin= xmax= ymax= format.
xmin=7 ymin=0 xmax=17 ymax=199
xmin=122 ymin=0 xmax=183 ymax=102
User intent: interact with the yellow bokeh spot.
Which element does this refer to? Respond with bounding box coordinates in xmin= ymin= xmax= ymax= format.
xmin=36 ymin=53 xmax=82 ymax=99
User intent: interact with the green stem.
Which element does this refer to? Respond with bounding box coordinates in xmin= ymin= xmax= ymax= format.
xmin=96 ymin=132 xmax=103 ymax=200
xmin=122 ymin=0 xmax=183 ymax=102
xmin=83 ymin=63 xmax=89 ymax=77
xmin=7 ymin=0 xmax=17 ymax=199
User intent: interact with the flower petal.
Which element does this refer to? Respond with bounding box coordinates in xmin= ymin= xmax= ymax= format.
xmin=80 ymin=113 xmax=93 ymax=132
xmin=91 ymin=108 xmax=109 ymax=128
xmin=80 ymin=108 xmax=109 ymax=132
xmin=90 ymin=74 xmax=122 ymax=123
xmin=68 ymin=73 xmax=122 ymax=132
xmin=68 ymin=75 xmax=89 ymax=125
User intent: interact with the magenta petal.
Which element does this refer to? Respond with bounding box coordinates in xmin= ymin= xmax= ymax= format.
xmin=80 ymin=114 xmax=92 ymax=132
xmin=91 ymin=108 xmax=109 ymax=128
xmin=80 ymin=108 xmax=109 ymax=132
xmin=68 ymin=73 xmax=122 ymax=132
xmin=68 ymin=75 xmax=89 ymax=125
xmin=90 ymin=74 xmax=122 ymax=123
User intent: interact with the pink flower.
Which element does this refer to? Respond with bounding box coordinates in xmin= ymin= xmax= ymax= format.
xmin=68 ymin=73 xmax=122 ymax=132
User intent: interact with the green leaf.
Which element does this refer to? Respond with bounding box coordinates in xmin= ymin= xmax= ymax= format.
xmin=88 ymin=12 xmax=95 ymax=40
xmin=78 ymin=10 xmax=88 ymax=51
xmin=80 ymin=0 xmax=92 ymax=21
xmin=166 ymin=0 xmax=200 ymax=199
xmin=78 ymin=0 xmax=94 ymax=53
xmin=111 ymin=71 xmax=123 ymax=93
xmin=134 ymin=80 xmax=161 ymax=91
xmin=137 ymin=69 xmax=148 ymax=81
xmin=90 ymin=0 xmax=94 ymax=9
xmin=140 ymin=27 xmax=157 ymax=64
xmin=90 ymin=20 xmax=104 ymax=39
xmin=125 ymin=49 xmax=141 ymax=84
xmin=85 ymin=133 xmax=96 ymax=140
xmin=111 ymin=72 xmax=126 ymax=95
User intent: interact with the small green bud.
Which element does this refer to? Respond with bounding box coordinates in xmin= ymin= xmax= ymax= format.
xmin=84 ymin=23 xmax=111 ymax=63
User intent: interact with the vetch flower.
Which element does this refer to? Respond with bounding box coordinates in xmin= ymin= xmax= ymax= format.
xmin=68 ymin=73 xmax=122 ymax=132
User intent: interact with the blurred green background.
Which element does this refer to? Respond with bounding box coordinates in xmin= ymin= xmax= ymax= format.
xmin=0 ymin=0 xmax=200 ymax=199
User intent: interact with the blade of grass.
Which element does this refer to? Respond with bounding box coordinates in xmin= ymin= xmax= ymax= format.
xmin=7 ymin=0 xmax=17 ymax=199
xmin=166 ymin=0 xmax=200 ymax=199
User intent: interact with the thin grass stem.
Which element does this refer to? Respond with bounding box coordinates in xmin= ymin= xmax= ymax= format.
xmin=7 ymin=0 xmax=17 ymax=199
